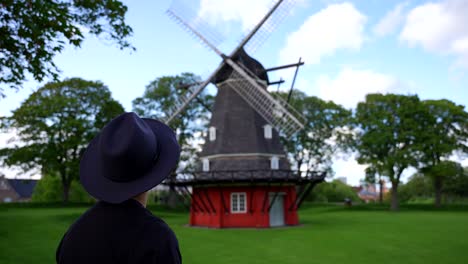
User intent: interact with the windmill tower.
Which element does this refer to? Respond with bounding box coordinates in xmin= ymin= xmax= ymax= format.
xmin=164 ymin=0 xmax=325 ymax=228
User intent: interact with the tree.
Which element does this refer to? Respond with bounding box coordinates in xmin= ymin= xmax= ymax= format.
xmin=32 ymin=174 xmax=94 ymax=203
xmin=0 ymin=0 xmax=133 ymax=96
xmin=0 ymin=78 xmax=124 ymax=202
xmin=398 ymin=173 xmax=433 ymax=203
xmin=443 ymin=166 xmax=468 ymax=200
xmin=354 ymin=94 xmax=422 ymax=211
xmin=308 ymin=179 xmax=360 ymax=203
xmin=420 ymin=161 xmax=464 ymax=207
xmin=31 ymin=174 xmax=63 ymax=203
xmin=132 ymin=73 xmax=213 ymax=207
xmin=364 ymin=166 xmax=386 ymax=203
xmin=417 ymin=99 xmax=468 ymax=207
xmin=278 ymin=91 xmax=353 ymax=175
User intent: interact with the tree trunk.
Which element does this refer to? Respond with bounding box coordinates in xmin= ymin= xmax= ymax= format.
xmin=434 ymin=176 xmax=443 ymax=208
xmin=296 ymin=158 xmax=303 ymax=172
xmin=379 ymin=180 xmax=384 ymax=203
xmin=62 ymin=181 xmax=71 ymax=204
xmin=167 ymin=184 xmax=178 ymax=209
xmin=390 ymin=181 xmax=399 ymax=211
xmin=166 ymin=172 xmax=179 ymax=208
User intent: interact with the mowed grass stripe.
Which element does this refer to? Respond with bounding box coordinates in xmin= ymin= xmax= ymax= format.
xmin=0 ymin=205 xmax=467 ymax=264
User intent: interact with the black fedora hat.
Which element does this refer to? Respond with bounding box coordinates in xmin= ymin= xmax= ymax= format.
xmin=80 ymin=112 xmax=180 ymax=203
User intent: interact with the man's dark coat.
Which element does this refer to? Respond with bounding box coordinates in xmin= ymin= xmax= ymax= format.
xmin=56 ymin=199 xmax=182 ymax=263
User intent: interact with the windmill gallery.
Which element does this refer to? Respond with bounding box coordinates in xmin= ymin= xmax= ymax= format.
xmin=163 ymin=0 xmax=324 ymax=228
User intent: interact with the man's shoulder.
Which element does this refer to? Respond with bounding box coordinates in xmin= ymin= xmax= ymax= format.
xmin=130 ymin=210 xmax=182 ymax=263
xmin=140 ymin=211 xmax=178 ymax=241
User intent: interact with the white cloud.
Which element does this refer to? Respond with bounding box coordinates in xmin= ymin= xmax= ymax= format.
xmin=198 ymin=0 xmax=271 ymax=32
xmin=279 ymin=2 xmax=367 ymax=64
xmin=461 ymin=159 xmax=468 ymax=167
xmin=314 ymin=68 xmax=405 ymax=109
xmin=400 ymin=0 xmax=468 ymax=67
xmin=332 ymin=157 xmax=367 ymax=186
xmin=373 ymin=2 xmax=409 ymax=37
xmin=0 ymin=131 xmax=40 ymax=179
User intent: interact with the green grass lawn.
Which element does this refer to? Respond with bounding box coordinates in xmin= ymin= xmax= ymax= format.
xmin=1 ymin=204 xmax=468 ymax=263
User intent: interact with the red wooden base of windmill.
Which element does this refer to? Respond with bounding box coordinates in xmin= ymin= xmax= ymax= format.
xmin=171 ymin=171 xmax=324 ymax=228
xmin=191 ymin=185 xmax=298 ymax=228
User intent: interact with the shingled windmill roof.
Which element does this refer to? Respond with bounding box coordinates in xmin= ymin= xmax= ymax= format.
xmin=212 ymin=48 xmax=269 ymax=84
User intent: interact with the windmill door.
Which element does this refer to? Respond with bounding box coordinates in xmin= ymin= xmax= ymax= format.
xmin=269 ymin=193 xmax=285 ymax=227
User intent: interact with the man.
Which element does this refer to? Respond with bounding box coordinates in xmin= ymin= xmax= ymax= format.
xmin=56 ymin=112 xmax=182 ymax=263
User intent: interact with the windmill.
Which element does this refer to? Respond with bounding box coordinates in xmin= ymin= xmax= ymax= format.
xmin=164 ymin=0 xmax=325 ymax=228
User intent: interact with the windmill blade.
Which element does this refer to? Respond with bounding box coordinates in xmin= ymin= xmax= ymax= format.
xmin=243 ymin=0 xmax=296 ymax=54
xmin=162 ymin=62 xmax=226 ymax=124
xmin=161 ymin=81 xmax=209 ymax=124
xmin=223 ymin=59 xmax=305 ymax=137
xmin=166 ymin=1 xmax=225 ymax=56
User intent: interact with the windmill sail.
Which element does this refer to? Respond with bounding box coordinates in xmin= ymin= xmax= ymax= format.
xmin=166 ymin=0 xmax=226 ymax=49
xmin=165 ymin=0 xmax=306 ymax=136
xmin=224 ymin=60 xmax=305 ymax=137
xmin=160 ymin=82 xmax=205 ymax=124
xmin=244 ymin=0 xmax=296 ymax=54
xmin=161 ymin=62 xmax=225 ymax=124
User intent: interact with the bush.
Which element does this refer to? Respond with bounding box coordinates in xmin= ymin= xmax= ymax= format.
xmin=31 ymin=175 xmax=63 ymax=202
xmin=398 ymin=173 xmax=433 ymax=203
xmin=308 ymin=180 xmax=360 ymax=203
xmin=32 ymin=176 xmax=93 ymax=203
xmin=69 ymin=180 xmax=95 ymax=203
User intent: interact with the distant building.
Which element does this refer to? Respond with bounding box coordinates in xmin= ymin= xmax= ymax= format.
xmin=0 ymin=175 xmax=38 ymax=203
xmin=353 ymin=181 xmax=389 ymax=203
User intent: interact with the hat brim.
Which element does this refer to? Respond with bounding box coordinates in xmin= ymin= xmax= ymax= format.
xmin=80 ymin=119 xmax=180 ymax=204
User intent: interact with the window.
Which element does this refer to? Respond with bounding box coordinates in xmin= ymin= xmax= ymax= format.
xmin=273 ymin=103 xmax=282 ymax=117
xmin=271 ymin=156 xmax=279 ymax=170
xmin=231 ymin=192 xmax=247 ymax=213
xmin=264 ymin=124 xmax=272 ymax=139
xmin=202 ymin=158 xmax=210 ymax=172
xmin=209 ymin=126 xmax=216 ymax=141
xmin=0 ymin=180 xmax=8 ymax=190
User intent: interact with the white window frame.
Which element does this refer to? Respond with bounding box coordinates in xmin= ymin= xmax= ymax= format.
xmin=0 ymin=180 xmax=8 ymax=190
xmin=209 ymin=126 xmax=216 ymax=141
xmin=202 ymin=158 xmax=210 ymax=172
xmin=264 ymin=124 xmax=272 ymax=139
xmin=231 ymin=192 xmax=247 ymax=213
xmin=271 ymin=156 xmax=279 ymax=170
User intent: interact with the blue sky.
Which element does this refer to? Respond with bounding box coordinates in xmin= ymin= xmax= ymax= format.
xmin=1 ymin=0 xmax=467 ymax=185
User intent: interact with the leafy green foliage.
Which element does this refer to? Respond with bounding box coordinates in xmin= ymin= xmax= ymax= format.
xmin=278 ymin=90 xmax=353 ymax=175
xmin=32 ymin=175 xmax=93 ymax=203
xmin=132 ymin=73 xmax=213 ymax=171
xmin=308 ymin=179 xmax=360 ymax=202
xmin=31 ymin=175 xmax=62 ymax=203
xmin=421 ymin=161 xmax=465 ymax=206
xmin=398 ymin=173 xmax=434 ymax=203
xmin=69 ymin=179 xmax=94 ymax=203
xmin=399 ymin=167 xmax=468 ymax=204
xmin=416 ymin=99 xmax=468 ymax=206
xmin=444 ymin=167 xmax=468 ymax=198
xmin=0 ymin=78 xmax=124 ymax=202
xmin=354 ymin=94 xmax=423 ymax=210
xmin=0 ymin=0 xmax=134 ymax=96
